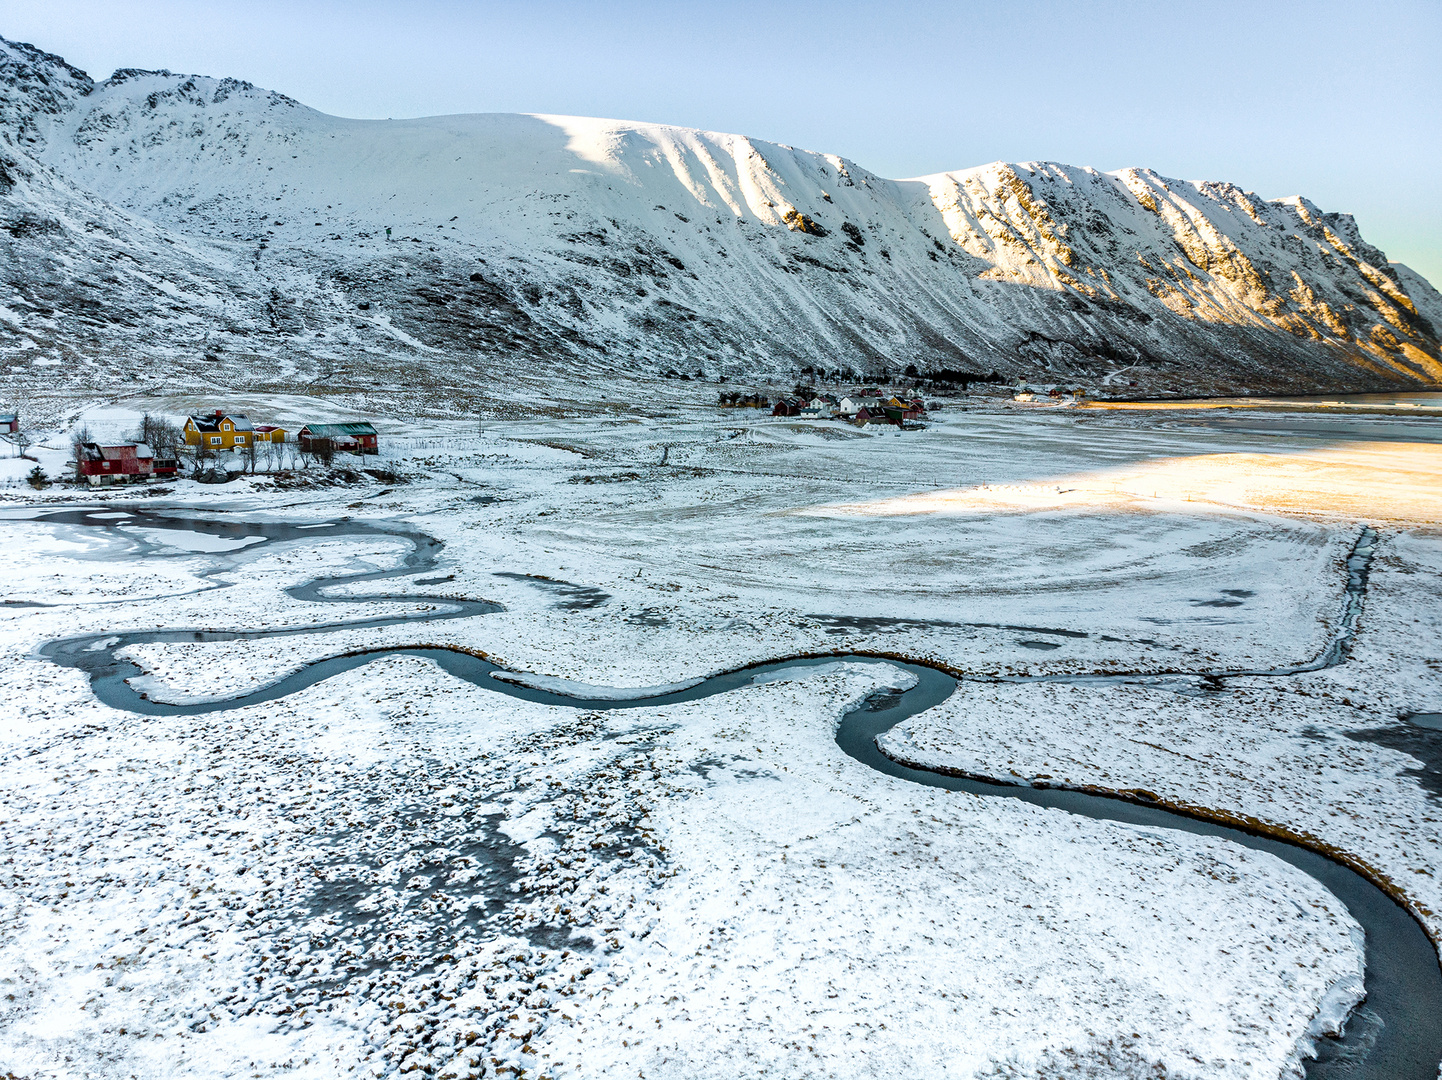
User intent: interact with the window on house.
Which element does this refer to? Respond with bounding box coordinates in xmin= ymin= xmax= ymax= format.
xmin=236 ymin=435 xmax=246 ymax=444
xmin=209 ymin=436 xmax=221 ymax=445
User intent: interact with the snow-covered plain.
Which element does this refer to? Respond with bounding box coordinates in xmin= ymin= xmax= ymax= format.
xmin=2 ymin=399 xmax=1441 ymax=1080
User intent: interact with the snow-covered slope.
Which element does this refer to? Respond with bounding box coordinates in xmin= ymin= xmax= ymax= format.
xmin=2 ymin=34 xmax=1439 ymax=408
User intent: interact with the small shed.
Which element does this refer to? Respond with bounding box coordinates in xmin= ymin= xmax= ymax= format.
xmin=0 ymin=412 xmax=17 ymax=434
xmin=298 ymin=421 xmax=379 ymax=456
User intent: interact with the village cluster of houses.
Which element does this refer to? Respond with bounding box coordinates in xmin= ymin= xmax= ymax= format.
xmin=1012 ymin=385 xmax=1091 ymax=402
xmin=75 ymin=409 xmax=380 ymax=486
xmin=181 ymin=410 xmax=380 ymax=454
xmin=717 ymin=391 xmax=771 ymax=409
xmin=771 ymin=392 xmax=927 ymax=425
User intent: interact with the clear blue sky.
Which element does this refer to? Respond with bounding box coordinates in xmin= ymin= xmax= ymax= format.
xmin=5 ymin=0 xmax=1439 ymax=286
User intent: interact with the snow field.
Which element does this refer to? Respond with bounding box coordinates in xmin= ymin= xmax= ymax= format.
xmin=0 ymin=649 xmax=1365 ymax=1080
xmin=540 ymin=665 xmax=1363 ymax=1080
xmin=110 ymin=500 xmax=1347 ymax=711
xmin=0 ymin=652 xmax=673 ymax=1080
xmin=1 ymin=402 xmax=1439 ymax=1079
xmin=879 ymin=527 xmax=1442 ymax=945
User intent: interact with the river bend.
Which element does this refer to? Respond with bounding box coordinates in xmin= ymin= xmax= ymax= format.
xmin=20 ymin=506 xmax=1442 ymax=1079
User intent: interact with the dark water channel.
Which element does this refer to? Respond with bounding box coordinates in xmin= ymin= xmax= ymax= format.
xmin=19 ymin=506 xmax=1442 ymax=1078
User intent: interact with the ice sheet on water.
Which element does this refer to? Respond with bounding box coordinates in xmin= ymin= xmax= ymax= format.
xmin=118 ymin=526 xmax=266 ymax=553
xmin=0 ymin=508 xmax=71 ymax=520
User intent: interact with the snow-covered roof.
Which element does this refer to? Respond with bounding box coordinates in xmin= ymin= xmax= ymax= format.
xmin=82 ymin=442 xmax=154 ymax=460
xmin=301 ymin=422 xmax=377 ymax=438
xmin=188 ymin=411 xmax=253 ymax=433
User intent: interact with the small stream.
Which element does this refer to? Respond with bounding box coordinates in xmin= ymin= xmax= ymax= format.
xmin=19 ymin=505 xmax=1442 ymax=1078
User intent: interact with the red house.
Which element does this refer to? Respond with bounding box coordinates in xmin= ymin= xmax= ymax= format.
xmin=297 ymin=421 xmax=379 ymax=456
xmin=854 ymin=405 xmax=887 ymax=425
xmin=77 ymin=443 xmax=155 ymax=486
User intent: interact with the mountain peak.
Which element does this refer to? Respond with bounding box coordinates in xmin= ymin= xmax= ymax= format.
xmin=0 ymin=33 xmax=1437 ymax=404
xmin=0 ymin=34 xmax=95 ymax=149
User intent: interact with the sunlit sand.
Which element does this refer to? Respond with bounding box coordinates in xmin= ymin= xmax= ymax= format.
xmin=809 ymin=441 xmax=1442 ymax=524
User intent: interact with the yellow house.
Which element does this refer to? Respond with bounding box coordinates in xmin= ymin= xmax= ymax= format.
xmin=184 ymin=410 xmax=256 ymax=450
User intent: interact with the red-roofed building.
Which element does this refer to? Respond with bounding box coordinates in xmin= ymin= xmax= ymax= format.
xmin=77 ymin=443 xmax=155 ymax=486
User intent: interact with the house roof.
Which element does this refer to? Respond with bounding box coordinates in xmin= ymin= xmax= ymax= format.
xmin=81 ymin=442 xmax=153 ymax=461
xmin=300 ymin=422 xmax=378 ymax=438
xmin=188 ymin=411 xmax=253 ymax=433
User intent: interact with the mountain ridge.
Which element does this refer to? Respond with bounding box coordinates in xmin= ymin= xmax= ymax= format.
xmin=1 ymin=33 xmax=1439 ymax=415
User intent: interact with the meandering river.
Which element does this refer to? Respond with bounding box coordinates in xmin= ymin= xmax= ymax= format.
xmin=23 ymin=505 xmax=1442 ymax=1078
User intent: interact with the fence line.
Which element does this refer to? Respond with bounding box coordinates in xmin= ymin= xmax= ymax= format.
xmin=383 ymin=436 xmax=484 ymax=453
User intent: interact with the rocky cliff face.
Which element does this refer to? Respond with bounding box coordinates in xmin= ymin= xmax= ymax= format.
xmin=2 ymin=34 xmax=1438 ymax=412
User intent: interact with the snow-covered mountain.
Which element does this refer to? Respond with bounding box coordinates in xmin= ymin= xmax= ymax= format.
xmin=2 ymin=33 xmax=1439 ymax=409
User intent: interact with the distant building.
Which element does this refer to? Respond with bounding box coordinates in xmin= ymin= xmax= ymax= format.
xmin=77 ymin=443 xmax=154 ymax=485
xmin=840 ymin=396 xmax=884 ymax=418
xmin=298 ymin=421 xmax=379 ymax=455
xmin=717 ymin=392 xmax=770 ymax=409
xmin=852 ymin=396 xmax=925 ymax=426
xmin=0 ymin=412 xmax=17 ymax=434
xmin=885 ymin=396 xmax=926 ymax=420
xmin=253 ymin=424 xmax=286 ymax=443
xmin=184 ymin=410 xmax=255 ymax=450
